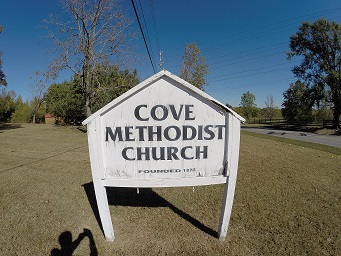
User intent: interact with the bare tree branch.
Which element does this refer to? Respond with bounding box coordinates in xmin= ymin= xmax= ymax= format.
xmin=44 ymin=0 xmax=135 ymax=116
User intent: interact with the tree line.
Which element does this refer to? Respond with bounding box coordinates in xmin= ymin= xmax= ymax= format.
xmin=229 ymin=92 xmax=282 ymax=121
xmin=234 ymin=89 xmax=333 ymax=123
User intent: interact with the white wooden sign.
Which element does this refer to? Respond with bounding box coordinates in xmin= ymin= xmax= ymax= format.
xmin=83 ymin=70 xmax=245 ymax=241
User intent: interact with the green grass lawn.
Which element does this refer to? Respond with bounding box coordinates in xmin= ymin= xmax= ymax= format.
xmin=0 ymin=124 xmax=340 ymax=255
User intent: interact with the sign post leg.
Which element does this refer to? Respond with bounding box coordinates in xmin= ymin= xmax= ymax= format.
xmin=218 ymin=117 xmax=240 ymax=241
xmin=87 ymin=120 xmax=115 ymax=241
xmin=217 ymin=176 xmax=236 ymax=241
xmin=93 ymin=178 xmax=115 ymax=241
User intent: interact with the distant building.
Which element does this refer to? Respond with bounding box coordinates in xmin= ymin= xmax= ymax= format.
xmin=44 ymin=113 xmax=55 ymax=125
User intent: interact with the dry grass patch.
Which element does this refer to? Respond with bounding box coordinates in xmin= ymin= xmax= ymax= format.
xmin=0 ymin=124 xmax=340 ymax=255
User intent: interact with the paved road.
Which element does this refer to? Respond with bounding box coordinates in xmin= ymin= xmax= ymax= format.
xmin=241 ymin=126 xmax=341 ymax=148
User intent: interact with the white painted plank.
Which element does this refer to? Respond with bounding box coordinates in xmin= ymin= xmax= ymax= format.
xmin=102 ymin=176 xmax=228 ymax=188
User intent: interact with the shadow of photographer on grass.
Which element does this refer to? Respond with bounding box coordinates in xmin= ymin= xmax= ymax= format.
xmin=51 ymin=228 xmax=97 ymax=256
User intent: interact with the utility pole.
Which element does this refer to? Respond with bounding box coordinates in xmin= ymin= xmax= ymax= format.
xmin=159 ymin=51 xmax=163 ymax=71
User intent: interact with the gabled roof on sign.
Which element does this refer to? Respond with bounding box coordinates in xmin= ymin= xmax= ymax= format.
xmin=82 ymin=70 xmax=245 ymax=125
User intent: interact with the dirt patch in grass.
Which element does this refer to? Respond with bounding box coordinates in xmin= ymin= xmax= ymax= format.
xmin=0 ymin=123 xmax=22 ymax=131
xmin=0 ymin=124 xmax=340 ymax=255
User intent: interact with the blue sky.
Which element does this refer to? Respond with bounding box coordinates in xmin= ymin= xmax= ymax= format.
xmin=1 ymin=0 xmax=341 ymax=108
